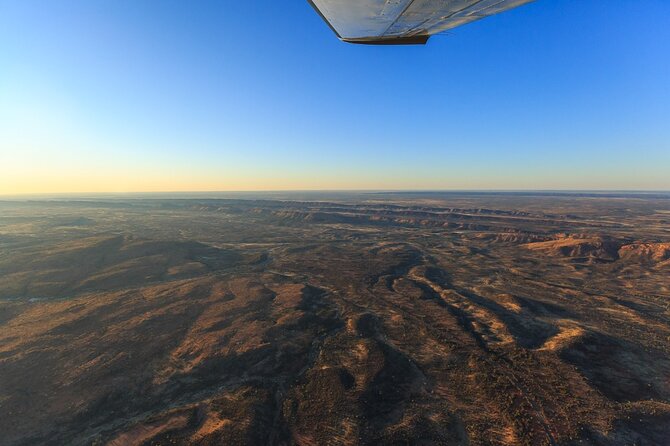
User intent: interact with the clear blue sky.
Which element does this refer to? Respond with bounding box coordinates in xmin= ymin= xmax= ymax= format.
xmin=1 ymin=0 xmax=669 ymax=193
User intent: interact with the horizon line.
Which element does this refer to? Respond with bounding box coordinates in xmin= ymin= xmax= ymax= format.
xmin=2 ymin=188 xmax=670 ymax=199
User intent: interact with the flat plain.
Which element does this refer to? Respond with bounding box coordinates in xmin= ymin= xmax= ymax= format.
xmin=0 ymin=192 xmax=669 ymax=445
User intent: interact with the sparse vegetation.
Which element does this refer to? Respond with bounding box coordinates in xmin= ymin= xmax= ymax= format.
xmin=0 ymin=192 xmax=668 ymax=445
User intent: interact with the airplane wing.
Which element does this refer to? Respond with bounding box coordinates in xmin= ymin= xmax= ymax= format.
xmin=308 ymin=0 xmax=534 ymax=45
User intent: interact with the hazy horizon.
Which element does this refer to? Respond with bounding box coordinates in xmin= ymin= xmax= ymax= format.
xmin=2 ymin=189 xmax=670 ymax=205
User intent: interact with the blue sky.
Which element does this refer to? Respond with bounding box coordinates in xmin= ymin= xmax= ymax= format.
xmin=1 ymin=0 xmax=669 ymax=193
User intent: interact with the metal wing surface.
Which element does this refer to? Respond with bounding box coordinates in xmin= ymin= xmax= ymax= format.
xmin=308 ymin=0 xmax=534 ymax=44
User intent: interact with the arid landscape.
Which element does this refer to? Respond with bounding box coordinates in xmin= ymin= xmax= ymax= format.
xmin=1 ymin=192 xmax=669 ymax=446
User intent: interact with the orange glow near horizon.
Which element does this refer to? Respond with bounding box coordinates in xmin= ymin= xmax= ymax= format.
xmin=2 ymin=162 xmax=669 ymax=196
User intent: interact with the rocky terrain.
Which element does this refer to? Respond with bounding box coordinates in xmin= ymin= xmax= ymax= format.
xmin=0 ymin=192 xmax=669 ymax=445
